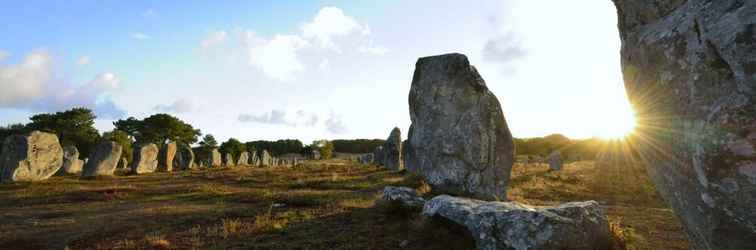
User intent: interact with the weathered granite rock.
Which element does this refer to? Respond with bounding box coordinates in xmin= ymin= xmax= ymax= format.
xmin=382 ymin=186 xmax=426 ymax=209
xmin=82 ymin=141 xmax=123 ymax=177
xmin=209 ymin=148 xmax=221 ymax=167
xmin=237 ymin=151 xmax=249 ymax=166
xmin=157 ymin=142 xmax=177 ymax=172
xmin=613 ymin=1 xmax=756 ymax=248
xmin=373 ymin=146 xmax=385 ymax=166
xmin=224 ymin=153 xmax=234 ymax=167
xmin=548 ymin=151 xmax=563 ymax=171
xmin=261 ymin=150 xmax=272 ymax=166
xmin=381 ymin=127 xmax=403 ymax=170
xmin=58 ymin=145 xmax=84 ymax=175
xmin=131 ymin=143 xmax=159 ymax=174
xmin=405 ymin=53 xmax=515 ymax=201
xmin=359 ymin=153 xmax=374 ymax=165
xmin=423 ymin=195 xmax=612 ymax=250
xmin=173 ymin=144 xmax=195 ymax=170
xmin=0 ymin=131 xmax=63 ymax=182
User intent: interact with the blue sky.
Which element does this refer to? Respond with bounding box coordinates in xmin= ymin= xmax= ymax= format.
xmin=0 ymin=0 xmax=636 ymax=144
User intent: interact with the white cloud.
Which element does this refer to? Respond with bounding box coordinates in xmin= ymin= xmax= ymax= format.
xmin=77 ymin=56 xmax=91 ymax=66
xmin=201 ymin=30 xmax=228 ymax=49
xmin=325 ymin=112 xmax=347 ymax=134
xmin=358 ymin=45 xmax=389 ymax=55
xmin=482 ymin=32 xmax=526 ymax=64
xmin=154 ymin=98 xmax=198 ymax=113
xmin=142 ymin=8 xmax=157 ymax=18
xmin=318 ymin=58 xmax=330 ymax=71
xmin=238 ymin=109 xmax=320 ymax=127
xmin=247 ymin=33 xmax=310 ymax=81
xmin=0 ymin=50 xmax=9 ymax=61
xmin=132 ymin=33 xmax=151 ymax=40
xmin=0 ymin=50 xmax=125 ymax=118
xmin=301 ymin=6 xmax=370 ymax=51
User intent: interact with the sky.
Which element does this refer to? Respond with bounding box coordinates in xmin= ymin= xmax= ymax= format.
xmin=0 ymin=0 xmax=636 ymax=144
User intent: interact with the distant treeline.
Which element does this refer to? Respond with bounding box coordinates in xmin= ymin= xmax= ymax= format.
xmin=332 ymin=139 xmax=385 ymax=154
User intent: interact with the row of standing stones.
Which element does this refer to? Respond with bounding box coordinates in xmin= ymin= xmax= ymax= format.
xmin=0 ymin=134 xmax=300 ymax=180
xmin=0 ymin=1 xmax=754 ymax=248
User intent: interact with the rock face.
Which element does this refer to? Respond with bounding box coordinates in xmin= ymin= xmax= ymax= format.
xmin=237 ymin=152 xmax=249 ymax=166
xmin=380 ymin=127 xmax=403 ymax=170
xmin=173 ymin=144 xmax=195 ymax=170
xmin=0 ymin=131 xmax=64 ymax=182
xmin=224 ymin=153 xmax=234 ymax=166
xmin=613 ymin=1 xmax=756 ymax=248
xmin=82 ymin=141 xmax=123 ymax=177
xmin=209 ymin=149 xmax=221 ymax=167
xmin=58 ymin=145 xmax=84 ymax=175
xmin=548 ymin=151 xmax=563 ymax=171
xmin=405 ymin=53 xmax=515 ymax=201
xmin=382 ymin=186 xmax=426 ymax=209
xmin=260 ymin=150 xmax=273 ymax=166
xmin=131 ymin=143 xmax=159 ymax=174
xmin=423 ymin=195 xmax=612 ymax=250
xmin=157 ymin=142 xmax=177 ymax=172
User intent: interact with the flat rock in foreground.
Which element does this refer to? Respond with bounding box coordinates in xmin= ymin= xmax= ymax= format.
xmin=405 ymin=53 xmax=515 ymax=201
xmin=423 ymin=195 xmax=612 ymax=250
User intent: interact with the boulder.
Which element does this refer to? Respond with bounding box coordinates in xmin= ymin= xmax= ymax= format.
xmin=131 ymin=143 xmax=159 ymax=174
xmin=157 ymin=142 xmax=177 ymax=172
xmin=261 ymin=150 xmax=273 ymax=167
xmin=224 ymin=153 xmax=234 ymax=167
xmin=613 ymin=1 xmax=756 ymax=248
xmin=173 ymin=144 xmax=195 ymax=170
xmin=0 ymin=131 xmax=63 ymax=182
xmin=58 ymin=145 xmax=84 ymax=175
xmin=381 ymin=127 xmax=403 ymax=170
xmin=382 ymin=186 xmax=426 ymax=209
xmin=404 ymin=53 xmax=515 ymax=201
xmin=237 ymin=152 xmax=249 ymax=166
xmin=423 ymin=195 xmax=612 ymax=250
xmin=373 ymin=146 xmax=385 ymax=166
xmin=209 ymin=148 xmax=221 ymax=167
xmin=548 ymin=151 xmax=563 ymax=171
xmin=82 ymin=141 xmax=123 ymax=177
xmin=359 ymin=153 xmax=374 ymax=165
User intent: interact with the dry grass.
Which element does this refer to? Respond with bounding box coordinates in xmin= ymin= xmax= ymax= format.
xmin=0 ymin=159 xmax=689 ymax=249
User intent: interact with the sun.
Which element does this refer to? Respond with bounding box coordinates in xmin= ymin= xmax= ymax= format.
xmin=595 ymin=105 xmax=637 ymax=139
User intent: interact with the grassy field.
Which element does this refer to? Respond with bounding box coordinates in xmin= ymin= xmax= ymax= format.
xmin=0 ymin=160 xmax=691 ymax=250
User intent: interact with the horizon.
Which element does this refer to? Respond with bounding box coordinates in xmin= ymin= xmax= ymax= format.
xmin=0 ymin=0 xmax=637 ymax=143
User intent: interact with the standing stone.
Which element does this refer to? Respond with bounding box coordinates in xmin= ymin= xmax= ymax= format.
xmin=173 ymin=144 xmax=195 ymax=170
xmin=58 ymin=145 xmax=84 ymax=175
xmin=613 ymin=1 xmax=756 ymax=248
xmin=119 ymin=157 xmax=128 ymax=170
xmin=209 ymin=148 xmax=221 ymax=167
xmin=359 ymin=153 xmax=374 ymax=165
xmin=381 ymin=127 xmax=403 ymax=170
xmin=548 ymin=151 xmax=563 ymax=171
xmin=224 ymin=153 xmax=234 ymax=167
xmin=261 ymin=150 xmax=273 ymax=166
xmin=373 ymin=146 xmax=385 ymax=166
xmin=404 ymin=53 xmax=515 ymax=201
xmin=82 ymin=141 xmax=123 ymax=177
xmin=237 ymin=151 xmax=249 ymax=166
xmin=157 ymin=142 xmax=177 ymax=172
xmin=0 ymin=131 xmax=63 ymax=182
xmin=131 ymin=143 xmax=159 ymax=174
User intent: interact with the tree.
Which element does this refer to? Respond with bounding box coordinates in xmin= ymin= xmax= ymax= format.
xmin=244 ymin=139 xmax=304 ymax=156
xmin=102 ymin=129 xmax=134 ymax=162
xmin=114 ymin=113 xmax=201 ymax=145
xmin=0 ymin=123 xmax=29 ymax=155
xmin=311 ymin=139 xmax=334 ymax=160
xmin=219 ymin=138 xmax=246 ymax=158
xmin=26 ymin=108 xmax=101 ymax=157
xmin=332 ymin=139 xmax=385 ymax=153
xmin=199 ymin=134 xmax=218 ymax=148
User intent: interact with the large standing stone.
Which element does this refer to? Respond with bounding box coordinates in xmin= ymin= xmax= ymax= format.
xmin=58 ymin=145 xmax=84 ymax=175
xmin=404 ymin=53 xmax=515 ymax=201
xmin=82 ymin=141 xmax=123 ymax=177
xmin=0 ymin=131 xmax=63 ymax=182
xmin=423 ymin=195 xmax=612 ymax=250
xmin=209 ymin=148 xmax=221 ymax=167
xmin=381 ymin=127 xmax=403 ymax=170
xmin=131 ymin=143 xmax=159 ymax=174
xmin=237 ymin=151 xmax=249 ymax=166
xmin=548 ymin=151 xmax=563 ymax=171
xmin=157 ymin=142 xmax=177 ymax=172
xmin=613 ymin=1 xmax=756 ymax=248
xmin=173 ymin=144 xmax=195 ymax=170
xmin=373 ymin=146 xmax=385 ymax=166
xmin=260 ymin=150 xmax=273 ymax=167
xmin=224 ymin=153 xmax=234 ymax=167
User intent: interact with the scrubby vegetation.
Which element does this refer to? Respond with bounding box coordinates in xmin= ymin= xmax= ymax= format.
xmin=0 ymin=159 xmax=689 ymax=249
